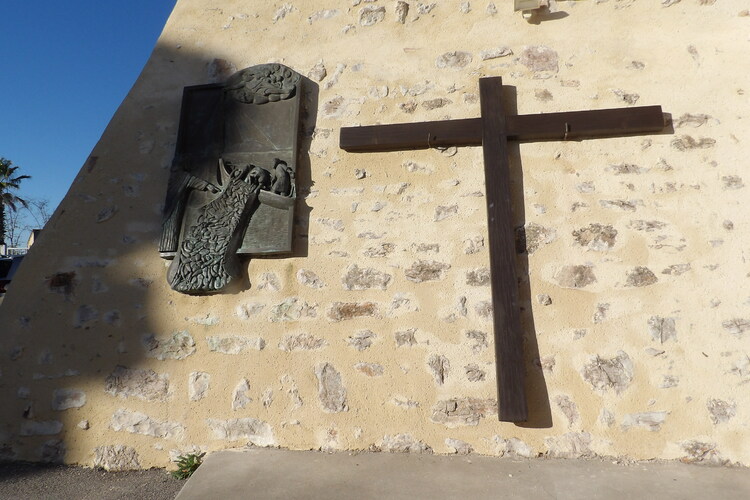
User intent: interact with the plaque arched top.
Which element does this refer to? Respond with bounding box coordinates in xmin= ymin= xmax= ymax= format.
xmin=224 ymin=63 xmax=301 ymax=105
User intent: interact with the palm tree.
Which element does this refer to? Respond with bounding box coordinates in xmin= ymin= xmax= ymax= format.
xmin=0 ymin=157 xmax=31 ymax=248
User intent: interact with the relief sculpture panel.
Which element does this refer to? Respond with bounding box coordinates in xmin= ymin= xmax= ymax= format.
xmin=159 ymin=64 xmax=302 ymax=294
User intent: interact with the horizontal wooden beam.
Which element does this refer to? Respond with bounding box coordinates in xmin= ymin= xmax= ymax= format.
xmin=340 ymin=118 xmax=482 ymax=152
xmin=340 ymin=105 xmax=664 ymax=152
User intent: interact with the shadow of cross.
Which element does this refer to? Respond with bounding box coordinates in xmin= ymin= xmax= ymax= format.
xmin=340 ymin=77 xmax=666 ymax=422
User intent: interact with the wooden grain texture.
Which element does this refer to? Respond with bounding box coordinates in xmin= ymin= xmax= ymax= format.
xmin=479 ymin=77 xmax=528 ymax=422
xmin=339 ymin=106 xmax=664 ymax=152
xmin=338 ymin=78 xmax=666 ymax=423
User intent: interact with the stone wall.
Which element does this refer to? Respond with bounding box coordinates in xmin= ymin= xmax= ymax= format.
xmin=1 ymin=0 xmax=748 ymax=469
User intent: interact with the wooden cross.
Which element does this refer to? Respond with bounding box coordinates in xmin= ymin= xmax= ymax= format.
xmin=339 ymin=77 xmax=665 ymax=422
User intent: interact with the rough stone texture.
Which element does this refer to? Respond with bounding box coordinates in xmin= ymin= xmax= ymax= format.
xmin=445 ymin=438 xmax=473 ymax=455
xmin=257 ymin=272 xmax=281 ymax=291
xmin=535 ymin=89 xmax=553 ymax=102
xmin=20 ymin=421 xmax=63 ymax=436
xmin=93 ymin=445 xmax=141 ymax=471
xmin=662 ymin=264 xmax=691 ymax=275
xmin=422 ymin=98 xmax=451 ymax=111
xmin=363 ymin=243 xmax=395 ymax=258
xmin=348 ymin=330 xmax=376 ymax=351
xmin=430 ymin=398 xmax=497 ymax=427
xmin=405 ymin=260 xmax=450 ymax=283
xmin=593 ymin=303 xmax=609 ymax=324
xmin=611 ymin=89 xmax=640 ymax=105
xmin=671 ymin=135 xmax=716 ymax=151
xmin=381 ymin=434 xmax=433 ymax=454
xmin=674 ymin=113 xmax=711 ymax=128
xmin=519 ymin=45 xmax=558 ymax=75
xmin=545 ymin=432 xmax=594 ymax=459
xmin=572 ymin=224 xmax=617 ymax=251
xmin=51 ymin=388 xmax=86 ymax=410
xmin=599 ymin=199 xmax=639 ymax=212
xmin=269 ymin=298 xmax=317 ymax=322
xmin=342 ymin=264 xmax=391 ymax=290
xmin=307 ymin=9 xmax=339 ymax=24
xmin=1 ymin=0 xmax=749 ymax=470
xmin=465 ymin=268 xmax=490 ymax=286
xmin=464 ymin=364 xmax=486 ymax=382
xmin=354 ymin=362 xmax=384 ymax=377
xmin=480 ymin=47 xmax=512 ymax=60
xmin=629 ymin=219 xmax=667 ymax=232
xmin=73 ymin=305 xmax=98 ymax=329
xmin=722 ymin=319 xmax=750 ymax=337
xmin=394 ymin=328 xmax=417 ymax=347
xmin=206 ymin=58 xmax=236 ymax=82
xmin=581 ymin=351 xmax=634 ymax=394
xmin=599 ymin=409 xmax=616 ymax=428
xmin=540 ymin=355 xmax=561 ymax=373
xmin=721 ymin=175 xmax=744 ymax=190
xmin=537 ymin=294 xmax=552 ymax=306
xmin=434 ymin=204 xmax=458 ymax=221
xmin=681 ymin=440 xmax=728 ymax=465
xmin=188 ymin=372 xmax=210 ymax=401
xmin=40 ymin=439 xmax=65 ymax=463
xmin=554 ymin=265 xmax=597 ymax=289
xmin=359 ymin=5 xmax=385 ymax=26
xmin=307 ymin=60 xmax=327 ymax=82
xmin=104 ymin=366 xmax=169 ymax=402
xmin=707 ymin=399 xmax=736 ymax=425
xmin=186 ymin=313 xmax=219 ymax=326
xmin=607 ymin=163 xmax=643 ymax=175
xmin=463 ymin=236 xmax=484 ymax=254
xmin=648 ymin=316 xmax=677 ymax=343
xmin=262 ymin=388 xmax=273 ymax=408
xmin=207 ymin=335 xmax=266 ymax=354
xmin=520 ymin=222 xmax=557 ymax=254
xmin=232 ymin=379 xmax=252 ymax=410
xmin=435 ymin=51 xmax=473 ymax=69
xmin=427 ymin=355 xmax=450 ymax=385
xmin=236 ymin=302 xmax=265 ymax=319
xmin=296 ymin=269 xmax=325 ymax=288
xmin=395 ymin=1 xmax=409 ymax=24
xmin=111 ymin=409 xmax=186 ymax=440
xmin=315 ymin=363 xmax=347 ymax=413
xmin=466 ymin=330 xmax=488 ymax=354
xmin=279 ymin=334 xmax=327 ymax=351
xmin=493 ymin=437 xmax=535 ymax=458
xmin=328 ymin=302 xmax=378 ymax=321
xmin=626 ymin=267 xmax=658 ymax=287
xmin=621 ymin=412 xmax=668 ymax=432
xmin=142 ymin=330 xmax=196 ymax=360
xmin=554 ymin=395 xmax=580 ymax=427
xmin=206 ymin=418 xmax=276 ymax=446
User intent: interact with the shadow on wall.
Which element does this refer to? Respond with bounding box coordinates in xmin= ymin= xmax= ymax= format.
xmin=0 ymin=37 xmax=562 ymax=468
xmin=504 ymin=85 xmax=552 ymax=429
xmin=0 ymin=37 xmax=320 ymax=467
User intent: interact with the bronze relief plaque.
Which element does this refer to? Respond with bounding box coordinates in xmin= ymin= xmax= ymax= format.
xmin=159 ymin=63 xmax=302 ymax=294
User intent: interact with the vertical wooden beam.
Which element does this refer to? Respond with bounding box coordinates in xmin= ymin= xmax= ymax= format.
xmin=479 ymin=77 xmax=528 ymax=422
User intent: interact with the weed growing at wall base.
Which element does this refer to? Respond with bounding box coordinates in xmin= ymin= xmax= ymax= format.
xmin=171 ymin=452 xmax=205 ymax=479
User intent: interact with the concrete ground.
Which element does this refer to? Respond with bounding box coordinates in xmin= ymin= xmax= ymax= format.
xmin=176 ymin=448 xmax=750 ymax=500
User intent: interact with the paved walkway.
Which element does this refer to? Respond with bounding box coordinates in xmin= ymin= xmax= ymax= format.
xmin=175 ymin=448 xmax=750 ymax=500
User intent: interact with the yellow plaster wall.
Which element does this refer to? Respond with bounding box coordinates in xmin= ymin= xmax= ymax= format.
xmin=1 ymin=0 xmax=748 ymax=468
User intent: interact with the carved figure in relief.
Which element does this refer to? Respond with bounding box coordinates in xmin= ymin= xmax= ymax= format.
xmin=166 ymin=159 xmax=292 ymax=293
xmin=159 ymin=63 xmax=302 ymax=294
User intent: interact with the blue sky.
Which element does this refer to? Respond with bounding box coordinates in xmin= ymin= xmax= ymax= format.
xmin=0 ymin=1 xmax=176 ymax=236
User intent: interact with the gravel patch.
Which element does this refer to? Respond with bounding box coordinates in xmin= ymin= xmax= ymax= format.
xmin=0 ymin=462 xmax=183 ymax=500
